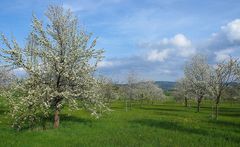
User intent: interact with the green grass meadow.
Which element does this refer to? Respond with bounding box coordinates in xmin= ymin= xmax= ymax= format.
xmin=0 ymin=98 xmax=239 ymax=147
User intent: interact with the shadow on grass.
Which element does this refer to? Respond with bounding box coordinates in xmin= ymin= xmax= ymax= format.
xmin=0 ymin=109 xmax=5 ymax=115
xmin=59 ymin=114 xmax=92 ymax=124
xmin=15 ymin=115 xmax=93 ymax=131
xmin=0 ymin=108 xmax=7 ymax=115
xmin=207 ymin=119 xmax=240 ymax=129
xmin=154 ymin=111 xmax=184 ymax=118
xmin=110 ymin=106 xmax=123 ymax=110
xmin=218 ymin=107 xmax=240 ymax=117
xmin=140 ymin=107 xmax=186 ymax=112
xmin=191 ymin=106 xmax=212 ymax=110
xmin=131 ymin=118 xmax=240 ymax=143
xmin=220 ymin=107 xmax=240 ymax=112
xmin=158 ymin=104 xmax=192 ymax=108
xmin=131 ymin=119 xmax=206 ymax=134
xmin=219 ymin=113 xmax=240 ymax=117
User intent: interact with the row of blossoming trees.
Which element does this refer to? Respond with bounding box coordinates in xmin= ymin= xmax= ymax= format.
xmin=174 ymin=54 xmax=240 ymax=119
xmin=120 ymin=72 xmax=165 ymax=111
xmin=97 ymin=73 xmax=166 ymax=112
xmin=0 ymin=5 xmax=165 ymax=130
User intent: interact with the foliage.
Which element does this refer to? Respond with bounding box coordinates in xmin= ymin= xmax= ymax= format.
xmin=184 ymin=54 xmax=211 ymax=111
xmin=0 ymin=5 xmax=106 ymax=130
xmin=0 ymin=67 xmax=15 ymax=90
xmin=98 ymin=76 xmax=119 ymax=105
xmin=173 ymin=78 xmax=193 ymax=106
xmin=136 ymin=81 xmax=165 ymax=103
xmin=180 ymin=55 xmax=240 ymax=116
xmin=208 ymin=57 xmax=239 ymax=119
xmin=222 ymin=84 xmax=240 ymax=102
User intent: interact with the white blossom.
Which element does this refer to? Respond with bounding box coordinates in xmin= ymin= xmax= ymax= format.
xmin=0 ymin=5 xmax=106 ymax=129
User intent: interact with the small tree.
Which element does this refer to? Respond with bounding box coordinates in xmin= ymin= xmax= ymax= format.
xmin=184 ymin=55 xmax=211 ymax=112
xmin=0 ymin=67 xmax=14 ymax=90
xmin=98 ymin=76 xmax=118 ymax=106
xmin=125 ymin=71 xmax=138 ymax=111
xmin=136 ymin=81 xmax=165 ymax=106
xmin=0 ymin=67 xmax=15 ymax=110
xmin=145 ymin=81 xmax=165 ymax=105
xmin=118 ymin=86 xmax=129 ymax=111
xmin=0 ymin=6 xmax=106 ymax=130
xmin=174 ymin=77 xmax=192 ymax=107
xmin=209 ymin=58 xmax=238 ymax=119
xmin=222 ymin=84 xmax=240 ymax=105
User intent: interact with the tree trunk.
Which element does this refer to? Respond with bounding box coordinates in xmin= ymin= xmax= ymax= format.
xmin=125 ymin=99 xmax=128 ymax=112
xmin=184 ymin=97 xmax=188 ymax=107
xmin=130 ymin=100 xmax=132 ymax=110
xmin=42 ymin=117 xmax=47 ymax=130
xmin=215 ymin=93 xmax=221 ymax=120
xmin=211 ymin=101 xmax=214 ymax=119
xmin=129 ymin=92 xmax=133 ymax=110
xmin=196 ymin=96 xmax=203 ymax=112
xmin=140 ymin=99 xmax=143 ymax=108
xmin=140 ymin=94 xmax=144 ymax=108
xmin=215 ymin=103 xmax=219 ymax=120
xmin=54 ymin=109 xmax=60 ymax=128
xmin=129 ymin=98 xmax=132 ymax=110
xmin=197 ymin=100 xmax=200 ymax=112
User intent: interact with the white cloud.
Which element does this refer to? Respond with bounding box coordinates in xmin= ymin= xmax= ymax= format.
xmin=142 ymin=34 xmax=195 ymax=62
xmin=147 ymin=49 xmax=171 ymax=62
xmin=221 ymin=19 xmax=240 ymax=42
xmin=157 ymin=34 xmax=192 ymax=48
xmin=170 ymin=34 xmax=192 ymax=48
xmin=203 ymin=19 xmax=240 ymax=63
xmin=97 ymin=61 xmax=114 ymax=68
xmin=178 ymin=47 xmax=196 ymax=57
xmin=98 ymin=55 xmax=183 ymax=82
xmin=214 ymin=48 xmax=233 ymax=62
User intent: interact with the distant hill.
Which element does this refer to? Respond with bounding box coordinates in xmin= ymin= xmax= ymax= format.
xmin=154 ymin=81 xmax=176 ymax=91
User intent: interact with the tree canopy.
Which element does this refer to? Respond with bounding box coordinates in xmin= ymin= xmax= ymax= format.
xmin=0 ymin=5 xmax=106 ymax=129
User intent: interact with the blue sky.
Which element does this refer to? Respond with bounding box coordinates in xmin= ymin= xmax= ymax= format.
xmin=1 ymin=0 xmax=240 ymax=81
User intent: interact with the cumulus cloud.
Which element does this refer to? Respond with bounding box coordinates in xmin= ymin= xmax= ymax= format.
xmin=99 ymin=18 xmax=240 ymax=81
xmin=97 ymin=60 xmax=114 ymax=68
xmin=204 ymin=19 xmax=240 ymax=62
xmin=98 ymin=56 xmax=184 ymax=82
xmin=147 ymin=49 xmax=171 ymax=62
xmin=170 ymin=34 xmax=192 ymax=47
xmin=221 ymin=19 xmax=240 ymax=42
xmin=139 ymin=34 xmax=195 ymax=62
xmin=214 ymin=49 xmax=234 ymax=62
xmin=97 ymin=34 xmax=198 ymax=81
xmin=208 ymin=19 xmax=240 ymax=47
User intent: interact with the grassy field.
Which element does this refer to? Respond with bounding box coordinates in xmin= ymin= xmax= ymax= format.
xmin=0 ymin=98 xmax=239 ymax=147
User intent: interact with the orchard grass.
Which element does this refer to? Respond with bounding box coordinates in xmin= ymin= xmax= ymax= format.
xmin=0 ymin=97 xmax=239 ymax=147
